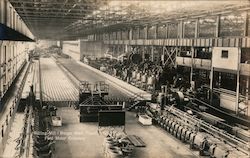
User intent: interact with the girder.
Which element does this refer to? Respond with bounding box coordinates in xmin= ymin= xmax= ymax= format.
xmin=9 ymin=0 xmax=108 ymax=39
xmin=8 ymin=0 xmax=250 ymax=40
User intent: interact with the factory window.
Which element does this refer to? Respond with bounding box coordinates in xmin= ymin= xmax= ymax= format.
xmin=220 ymin=12 xmax=245 ymax=37
xmin=3 ymin=0 xmax=7 ymax=24
xmin=184 ymin=20 xmax=196 ymax=38
xmin=199 ymin=16 xmax=216 ymax=38
xmin=248 ymin=12 xmax=250 ymax=36
xmin=157 ymin=25 xmax=167 ymax=39
xmin=241 ymin=48 xmax=250 ymax=63
xmin=221 ymin=50 xmax=228 ymax=58
xmin=148 ymin=26 xmax=156 ymax=39
xmin=196 ymin=48 xmax=212 ymax=59
xmin=132 ymin=28 xmax=139 ymax=40
xmin=112 ymin=32 xmax=117 ymax=40
xmin=139 ymin=27 xmax=146 ymax=39
xmin=168 ymin=23 xmax=178 ymax=38
xmin=122 ymin=30 xmax=129 ymax=40
xmin=117 ymin=31 xmax=121 ymax=40
xmin=221 ymin=73 xmax=236 ymax=91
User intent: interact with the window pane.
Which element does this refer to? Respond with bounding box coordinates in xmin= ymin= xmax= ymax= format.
xmin=221 ymin=50 xmax=228 ymax=58
xmin=220 ymin=12 xmax=245 ymax=37
xmin=148 ymin=26 xmax=156 ymax=39
xmin=184 ymin=20 xmax=196 ymax=38
xmin=199 ymin=16 xmax=216 ymax=38
xmin=139 ymin=27 xmax=146 ymax=39
xmin=168 ymin=23 xmax=178 ymax=38
xmin=157 ymin=25 xmax=166 ymax=39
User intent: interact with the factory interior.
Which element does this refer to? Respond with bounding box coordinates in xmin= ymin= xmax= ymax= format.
xmin=0 ymin=0 xmax=250 ymax=158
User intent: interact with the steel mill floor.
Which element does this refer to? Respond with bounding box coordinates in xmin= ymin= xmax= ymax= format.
xmin=1 ymin=57 xmax=204 ymax=158
xmin=49 ymin=57 xmax=202 ymax=158
xmin=53 ymin=107 xmax=200 ymax=158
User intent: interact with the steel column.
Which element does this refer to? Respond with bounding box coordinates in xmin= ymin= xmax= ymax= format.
xmin=235 ymin=48 xmax=241 ymax=115
xmin=215 ymin=15 xmax=220 ymax=38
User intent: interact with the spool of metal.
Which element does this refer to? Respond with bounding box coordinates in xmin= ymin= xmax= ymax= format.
xmin=166 ymin=120 xmax=173 ymax=132
xmin=173 ymin=91 xmax=184 ymax=104
xmin=181 ymin=128 xmax=188 ymax=142
xmin=210 ymin=144 xmax=230 ymax=158
xmin=173 ymin=124 xmax=180 ymax=137
xmin=177 ymin=126 xmax=184 ymax=139
xmin=170 ymin=122 xmax=176 ymax=134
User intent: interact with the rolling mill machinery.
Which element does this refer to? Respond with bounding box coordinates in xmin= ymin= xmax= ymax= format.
xmin=141 ymin=85 xmax=250 ymax=158
xmin=78 ymin=81 xmax=123 ymax=122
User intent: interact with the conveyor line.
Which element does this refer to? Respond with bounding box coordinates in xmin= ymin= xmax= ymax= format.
xmin=40 ymin=58 xmax=78 ymax=102
xmin=57 ymin=58 xmax=131 ymax=99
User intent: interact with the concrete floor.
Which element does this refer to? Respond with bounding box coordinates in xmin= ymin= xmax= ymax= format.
xmin=52 ymin=58 xmax=201 ymax=158
xmin=53 ymin=107 xmax=199 ymax=158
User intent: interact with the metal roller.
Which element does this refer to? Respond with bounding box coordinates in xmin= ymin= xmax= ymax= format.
xmin=170 ymin=122 xmax=176 ymax=134
xmin=173 ymin=124 xmax=180 ymax=137
xmin=189 ymin=132 xmax=197 ymax=149
xmin=209 ymin=143 xmax=229 ymax=158
xmin=160 ymin=116 xmax=166 ymax=128
xmin=176 ymin=126 xmax=184 ymax=140
xmin=157 ymin=116 xmax=163 ymax=125
xmin=164 ymin=119 xmax=169 ymax=131
xmin=163 ymin=118 xmax=169 ymax=129
xmin=173 ymin=91 xmax=184 ymax=105
xmin=181 ymin=128 xmax=188 ymax=142
xmin=166 ymin=120 xmax=173 ymax=132
xmin=190 ymin=132 xmax=207 ymax=151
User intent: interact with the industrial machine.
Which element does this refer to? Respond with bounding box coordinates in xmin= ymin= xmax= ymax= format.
xmin=79 ymin=81 xmax=123 ymax=122
xmin=78 ymin=81 xmax=92 ymax=109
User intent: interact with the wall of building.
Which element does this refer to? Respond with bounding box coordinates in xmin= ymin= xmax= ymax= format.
xmin=62 ymin=40 xmax=80 ymax=60
xmin=0 ymin=41 xmax=30 ymax=98
xmin=62 ymin=40 xmax=108 ymax=60
xmin=37 ymin=40 xmax=58 ymax=49
xmin=212 ymin=47 xmax=240 ymax=71
xmin=80 ymin=40 xmax=108 ymax=59
xmin=0 ymin=0 xmax=34 ymax=40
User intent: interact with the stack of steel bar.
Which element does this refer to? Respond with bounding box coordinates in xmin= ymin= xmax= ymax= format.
xmin=40 ymin=58 xmax=78 ymax=102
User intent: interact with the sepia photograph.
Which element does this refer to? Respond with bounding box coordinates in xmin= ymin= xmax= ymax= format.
xmin=0 ymin=0 xmax=249 ymax=157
